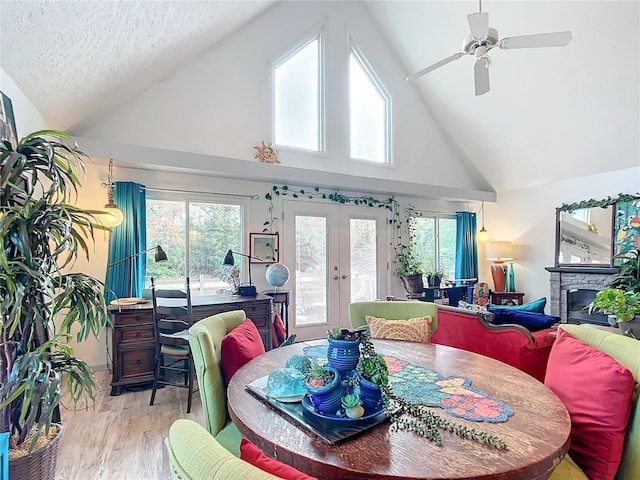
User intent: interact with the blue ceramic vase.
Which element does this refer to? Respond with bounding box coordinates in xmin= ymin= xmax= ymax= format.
xmin=304 ymin=366 xmax=344 ymax=415
xmin=358 ymin=377 xmax=382 ymax=412
xmin=327 ymin=337 xmax=361 ymax=372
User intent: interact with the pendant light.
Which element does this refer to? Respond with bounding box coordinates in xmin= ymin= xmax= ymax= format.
xmin=102 ymin=159 xmax=124 ymax=228
xmin=477 ymin=201 xmax=490 ymax=243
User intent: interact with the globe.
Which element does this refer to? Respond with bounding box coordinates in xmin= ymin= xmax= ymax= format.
xmin=265 ymin=263 xmax=290 ymax=289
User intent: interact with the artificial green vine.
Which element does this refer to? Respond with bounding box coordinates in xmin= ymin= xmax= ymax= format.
xmin=558 ymin=193 xmax=639 ymax=213
xmin=263 ymin=185 xmax=421 ymax=277
xmin=359 ymin=331 xmax=508 ymax=449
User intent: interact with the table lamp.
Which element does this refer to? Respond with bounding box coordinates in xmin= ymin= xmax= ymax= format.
xmin=108 ymin=245 xmax=168 ymax=297
xmin=486 ymin=241 xmax=513 ymax=293
xmin=224 ymin=249 xmax=263 ymax=296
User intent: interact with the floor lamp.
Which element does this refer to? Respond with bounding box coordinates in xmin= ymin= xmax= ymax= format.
xmin=486 ymin=241 xmax=513 ymax=293
xmin=224 ymin=249 xmax=262 ymax=296
xmin=108 ymin=245 xmax=168 ymax=297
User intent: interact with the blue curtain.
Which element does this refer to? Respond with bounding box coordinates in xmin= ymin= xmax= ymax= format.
xmin=455 ymin=212 xmax=478 ymax=284
xmin=105 ymin=182 xmax=146 ymax=302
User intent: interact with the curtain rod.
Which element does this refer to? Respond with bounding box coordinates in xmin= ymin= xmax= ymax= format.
xmin=141 ymin=186 xmax=259 ymax=199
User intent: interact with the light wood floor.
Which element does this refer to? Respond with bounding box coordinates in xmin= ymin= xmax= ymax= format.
xmin=56 ymin=371 xmax=203 ymax=480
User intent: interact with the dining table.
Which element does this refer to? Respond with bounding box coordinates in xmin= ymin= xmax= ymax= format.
xmin=227 ymin=339 xmax=571 ymax=480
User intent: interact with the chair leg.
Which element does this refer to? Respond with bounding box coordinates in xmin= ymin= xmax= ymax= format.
xmin=150 ymin=354 xmax=161 ymax=406
xmin=186 ymin=357 xmax=194 ymax=414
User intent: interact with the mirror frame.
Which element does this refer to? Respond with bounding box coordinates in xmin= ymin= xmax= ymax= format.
xmin=555 ymin=205 xmax=614 ymax=267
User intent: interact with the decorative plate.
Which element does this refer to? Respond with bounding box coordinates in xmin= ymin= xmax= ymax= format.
xmin=301 ymin=395 xmax=383 ymax=422
xmin=275 ymin=395 xmax=303 ymax=403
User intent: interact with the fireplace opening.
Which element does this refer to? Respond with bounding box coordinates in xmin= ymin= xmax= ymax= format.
xmin=567 ymin=289 xmax=608 ymax=326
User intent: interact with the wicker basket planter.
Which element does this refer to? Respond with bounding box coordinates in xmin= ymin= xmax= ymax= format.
xmin=401 ymin=273 xmax=424 ymax=294
xmin=9 ymin=424 xmax=63 ymax=480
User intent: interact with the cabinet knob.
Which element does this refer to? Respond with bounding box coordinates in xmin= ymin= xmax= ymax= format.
xmin=135 ymin=332 xmax=141 ymax=337
xmin=135 ymin=359 xmax=141 ymax=365
xmin=134 ymin=315 xmax=141 ymax=322
xmin=251 ymin=306 xmax=256 ymax=311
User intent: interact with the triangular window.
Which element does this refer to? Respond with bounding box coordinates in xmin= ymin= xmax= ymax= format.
xmin=349 ymin=44 xmax=390 ymax=164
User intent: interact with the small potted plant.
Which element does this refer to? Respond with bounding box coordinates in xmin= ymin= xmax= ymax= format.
xmin=426 ymin=265 xmax=447 ymax=287
xmin=327 ymin=327 xmax=364 ymax=371
xmin=303 ymin=363 xmax=343 ymax=415
xmin=356 ymin=355 xmax=388 ymax=411
xmin=588 ymin=287 xmax=640 ymax=336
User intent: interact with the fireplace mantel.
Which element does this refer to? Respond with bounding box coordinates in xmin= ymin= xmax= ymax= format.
xmin=545 ymin=266 xmax=617 ymax=274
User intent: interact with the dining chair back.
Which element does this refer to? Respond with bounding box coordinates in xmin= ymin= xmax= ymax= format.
xmin=166 ymin=419 xmax=282 ymax=480
xmin=150 ymin=277 xmax=196 ymax=413
xmin=187 ymin=309 xmax=247 ymax=456
xmin=349 ymin=301 xmax=438 ymax=334
xmin=549 ymin=324 xmax=640 ymax=480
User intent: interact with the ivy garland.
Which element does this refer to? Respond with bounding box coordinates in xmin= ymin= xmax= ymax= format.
xmin=558 ymin=193 xmax=640 ymax=213
xmin=263 ymin=185 xmax=419 ymax=274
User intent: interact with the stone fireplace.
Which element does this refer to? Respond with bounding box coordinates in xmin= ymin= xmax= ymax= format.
xmin=546 ymin=267 xmax=617 ymax=325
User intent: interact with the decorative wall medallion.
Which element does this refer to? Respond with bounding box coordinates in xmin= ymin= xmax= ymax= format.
xmin=254 ymin=141 xmax=280 ymax=164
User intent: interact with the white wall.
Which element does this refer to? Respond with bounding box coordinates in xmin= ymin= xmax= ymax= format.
xmin=77 ymin=1 xmax=489 ymax=195
xmin=1 ymin=68 xmax=49 ymax=135
xmin=479 ymin=166 xmax=640 ymax=311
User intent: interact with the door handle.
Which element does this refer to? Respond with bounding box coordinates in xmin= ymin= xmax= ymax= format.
xmin=341 ymin=274 xmax=348 ymax=279
xmin=332 ymin=275 xmax=339 ymax=280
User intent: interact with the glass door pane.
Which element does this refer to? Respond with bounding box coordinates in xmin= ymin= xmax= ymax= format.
xmin=350 ymin=218 xmax=378 ymax=303
xmin=295 ymin=215 xmax=328 ymax=326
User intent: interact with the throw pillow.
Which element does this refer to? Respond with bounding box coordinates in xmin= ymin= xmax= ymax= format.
xmin=240 ymin=439 xmax=318 ymax=480
xmin=365 ymin=315 xmax=432 ymax=343
xmin=488 ymin=297 xmax=547 ymax=313
xmin=489 ymin=309 xmax=559 ymax=332
xmin=272 ymin=313 xmax=287 ymax=348
xmin=544 ymin=329 xmax=635 ymax=480
xmin=220 ymin=318 xmax=266 ymax=384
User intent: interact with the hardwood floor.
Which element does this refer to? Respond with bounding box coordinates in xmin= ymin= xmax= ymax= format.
xmin=56 ymin=371 xmax=203 ymax=480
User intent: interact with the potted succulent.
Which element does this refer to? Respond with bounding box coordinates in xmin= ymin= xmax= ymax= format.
xmin=0 ymin=130 xmax=111 ymax=477
xmin=303 ymin=363 xmax=343 ymax=415
xmin=588 ymin=287 xmax=640 ymax=336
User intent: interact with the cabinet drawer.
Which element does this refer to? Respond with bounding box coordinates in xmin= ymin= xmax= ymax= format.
xmin=118 ymin=325 xmax=154 ymax=345
xmin=119 ymin=347 xmax=155 ymax=380
xmin=113 ymin=311 xmax=153 ymax=326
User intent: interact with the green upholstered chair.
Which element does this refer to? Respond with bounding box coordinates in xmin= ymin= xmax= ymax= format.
xmin=166 ymin=419 xmax=282 ymax=480
xmin=187 ymin=310 xmax=247 ymax=456
xmin=549 ymin=324 xmax=640 ymax=480
xmin=348 ymin=300 xmax=438 ymax=334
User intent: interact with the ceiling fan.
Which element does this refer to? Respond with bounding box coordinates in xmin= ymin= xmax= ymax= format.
xmin=407 ymin=0 xmax=572 ymax=95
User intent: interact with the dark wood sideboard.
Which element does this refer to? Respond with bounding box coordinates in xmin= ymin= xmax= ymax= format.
xmin=108 ymin=294 xmax=273 ymax=396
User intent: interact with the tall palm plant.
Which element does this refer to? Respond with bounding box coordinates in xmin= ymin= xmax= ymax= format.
xmin=0 ymin=130 xmax=111 ymax=451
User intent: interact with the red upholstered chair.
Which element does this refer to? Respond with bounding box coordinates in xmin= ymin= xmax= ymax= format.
xmin=430 ymin=305 xmax=556 ymax=382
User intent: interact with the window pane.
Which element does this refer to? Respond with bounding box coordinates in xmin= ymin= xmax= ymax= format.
xmin=275 ymin=38 xmax=319 ymax=151
xmin=413 ymin=217 xmax=435 ymax=272
xmin=146 ymin=199 xmax=242 ymax=295
xmin=295 ymin=215 xmax=327 ymax=326
xmin=438 ymin=218 xmax=457 ymax=280
xmin=188 ymin=203 xmax=241 ymax=295
xmin=147 ymin=199 xmax=186 ymax=288
xmin=350 ymin=51 xmax=387 ymax=163
xmin=350 ymin=219 xmax=377 ymax=302
xmin=413 ymin=217 xmax=457 ymax=281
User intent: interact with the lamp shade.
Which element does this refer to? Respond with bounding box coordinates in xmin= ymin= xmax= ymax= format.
xmin=486 ymin=241 xmax=514 ymax=262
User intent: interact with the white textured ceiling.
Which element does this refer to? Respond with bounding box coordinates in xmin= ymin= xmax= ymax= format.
xmin=1 ymin=0 xmax=639 ymax=193
xmin=0 ymin=0 xmax=275 ymax=131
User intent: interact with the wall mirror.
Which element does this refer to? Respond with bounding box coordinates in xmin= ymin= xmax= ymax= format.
xmin=555 ymin=205 xmax=614 ymax=267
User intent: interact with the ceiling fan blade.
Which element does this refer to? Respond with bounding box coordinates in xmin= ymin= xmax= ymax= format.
xmin=406 ymin=52 xmax=465 ymax=82
xmin=499 ymin=31 xmax=572 ymax=49
xmin=467 ymin=12 xmax=489 ymax=40
xmin=474 ymin=57 xmax=490 ymax=96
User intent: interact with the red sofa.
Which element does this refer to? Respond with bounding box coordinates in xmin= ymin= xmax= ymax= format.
xmin=430 ymin=305 xmax=557 ymax=382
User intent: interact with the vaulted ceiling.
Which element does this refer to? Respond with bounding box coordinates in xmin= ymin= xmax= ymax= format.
xmin=1 ymin=1 xmax=638 ymax=194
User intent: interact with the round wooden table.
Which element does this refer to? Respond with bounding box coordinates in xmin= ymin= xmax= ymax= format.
xmin=228 ymin=339 xmax=570 ymax=480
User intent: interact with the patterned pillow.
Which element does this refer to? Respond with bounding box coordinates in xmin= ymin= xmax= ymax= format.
xmin=365 ymin=315 xmax=432 ymax=343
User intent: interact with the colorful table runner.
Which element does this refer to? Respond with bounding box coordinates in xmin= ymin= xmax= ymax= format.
xmin=302 ymin=345 xmax=513 ymax=423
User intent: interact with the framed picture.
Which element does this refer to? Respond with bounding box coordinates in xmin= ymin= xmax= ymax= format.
xmin=613 ymin=197 xmax=640 ymax=263
xmin=250 ymin=233 xmax=279 ymax=263
xmin=0 ymin=91 xmax=18 ymax=149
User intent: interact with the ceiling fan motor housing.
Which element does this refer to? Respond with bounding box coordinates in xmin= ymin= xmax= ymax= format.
xmin=463 ymin=27 xmax=499 ymax=55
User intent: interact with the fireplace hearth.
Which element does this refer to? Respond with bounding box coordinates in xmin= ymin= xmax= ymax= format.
xmin=546 ymin=266 xmax=617 ymax=325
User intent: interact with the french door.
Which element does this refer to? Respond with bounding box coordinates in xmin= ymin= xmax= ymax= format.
xmin=281 ymin=200 xmax=389 ymax=341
